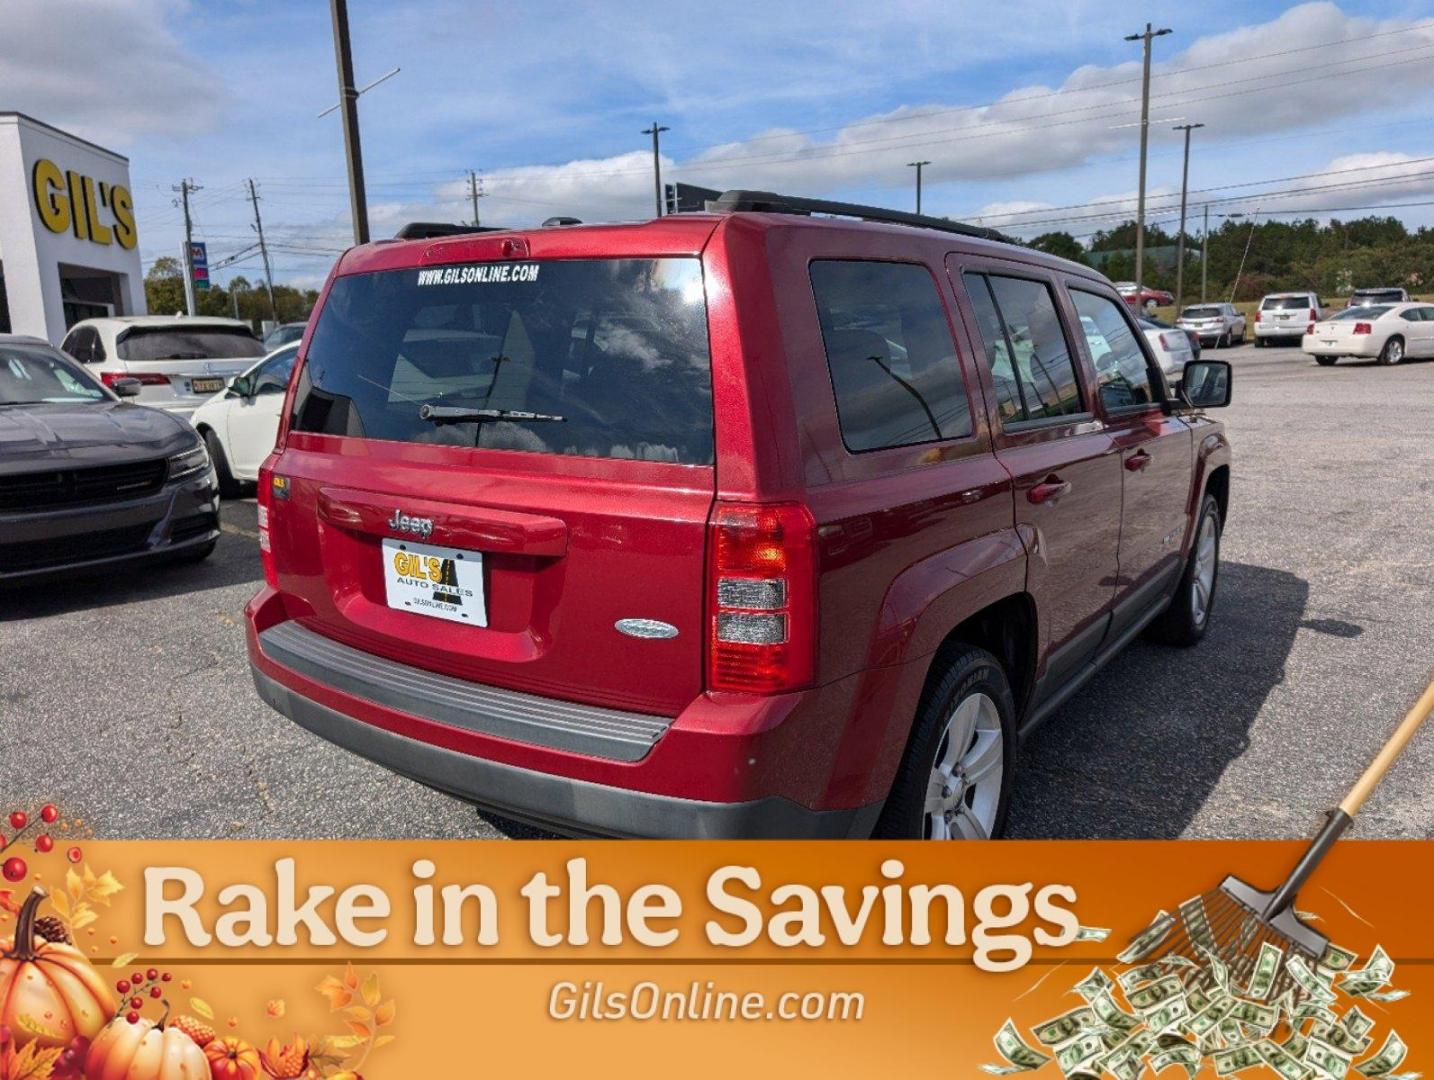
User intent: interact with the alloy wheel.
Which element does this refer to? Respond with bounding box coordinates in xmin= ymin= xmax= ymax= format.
xmin=1191 ymin=513 xmax=1218 ymax=627
xmin=923 ymin=692 xmax=1003 ymax=840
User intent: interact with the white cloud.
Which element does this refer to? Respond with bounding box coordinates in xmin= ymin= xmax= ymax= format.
xmin=0 ymin=0 xmax=225 ymax=144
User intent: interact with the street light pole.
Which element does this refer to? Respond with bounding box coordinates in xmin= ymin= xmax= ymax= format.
xmin=1172 ymin=122 xmax=1204 ymax=314
xmin=329 ymin=0 xmax=369 ymax=244
xmin=1125 ymin=22 xmax=1172 ymax=299
xmin=641 ymin=122 xmax=669 ymax=217
xmin=907 ymin=160 xmax=932 ymax=214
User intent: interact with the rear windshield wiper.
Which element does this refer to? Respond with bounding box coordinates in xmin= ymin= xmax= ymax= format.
xmin=418 ymin=404 xmax=566 ymax=426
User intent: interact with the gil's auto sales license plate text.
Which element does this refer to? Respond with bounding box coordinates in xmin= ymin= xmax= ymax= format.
xmin=382 ymin=538 xmax=487 ymax=626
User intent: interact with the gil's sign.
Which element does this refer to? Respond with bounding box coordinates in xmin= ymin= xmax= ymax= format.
xmin=31 ymin=157 xmax=137 ymax=250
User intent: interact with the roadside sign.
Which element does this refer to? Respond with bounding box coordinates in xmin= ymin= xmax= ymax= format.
xmin=189 ymin=241 xmax=209 ymax=291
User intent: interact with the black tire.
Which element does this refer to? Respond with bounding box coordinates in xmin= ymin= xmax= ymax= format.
xmin=1148 ymin=493 xmax=1221 ymax=647
xmin=174 ymin=539 xmax=217 ymax=564
xmin=1378 ymin=336 xmax=1404 ymax=366
xmin=203 ymin=428 xmax=243 ymax=499
xmin=1255 ymin=337 xmax=1266 ymax=348
xmin=1315 ymin=356 xmax=1337 ymax=366
xmin=874 ymin=645 xmax=1016 ymax=840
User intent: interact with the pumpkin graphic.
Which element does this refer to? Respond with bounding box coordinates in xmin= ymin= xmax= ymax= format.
xmin=0 ymin=887 xmax=114 ymax=1050
xmin=85 ymin=1012 xmax=209 ymax=1080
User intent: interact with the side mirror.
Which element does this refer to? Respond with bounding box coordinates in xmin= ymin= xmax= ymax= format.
xmin=230 ymin=375 xmax=254 ymax=398
xmin=111 ymin=377 xmax=142 ymax=398
xmin=1179 ymin=359 xmax=1232 ymax=409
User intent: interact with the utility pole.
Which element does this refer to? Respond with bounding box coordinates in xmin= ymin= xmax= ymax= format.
xmin=246 ymin=179 xmax=277 ymax=322
xmin=1124 ymin=22 xmax=1172 ymax=299
xmin=466 ymin=170 xmax=483 ymax=227
xmin=641 ymin=122 xmax=669 ymax=217
xmin=1201 ymin=203 xmax=1210 ymax=302
xmin=1172 ymin=122 xmax=1204 ymax=313
xmin=907 ymin=160 xmax=932 ymax=214
xmin=172 ymin=178 xmax=201 ymax=316
xmin=329 ymin=0 xmax=369 ymax=244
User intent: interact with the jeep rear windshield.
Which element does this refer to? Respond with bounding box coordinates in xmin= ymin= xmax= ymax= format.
xmin=117 ymin=326 xmax=265 ymax=361
xmin=1261 ymin=296 xmax=1311 ymax=309
xmin=292 ymin=258 xmax=714 ymax=465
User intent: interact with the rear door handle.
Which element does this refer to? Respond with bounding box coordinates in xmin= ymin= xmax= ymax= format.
xmin=1028 ymin=477 xmax=1072 ymax=504
xmin=1125 ymin=449 xmax=1152 ymax=472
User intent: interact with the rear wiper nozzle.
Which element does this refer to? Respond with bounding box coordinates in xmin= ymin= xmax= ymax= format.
xmin=418 ymin=404 xmax=565 ymax=426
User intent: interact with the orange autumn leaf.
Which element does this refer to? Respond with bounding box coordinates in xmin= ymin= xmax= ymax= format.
xmin=266 ymin=999 xmax=286 ymax=1019
xmin=342 ymin=963 xmax=359 ymax=990
xmin=360 ymin=973 xmax=381 ymax=1008
xmin=1 ymin=1040 xmax=65 ymax=1080
xmin=373 ymin=1000 xmax=396 ymax=1027
xmin=344 ymin=1020 xmax=372 ymax=1040
xmin=0 ymin=890 xmax=20 ymax=917
xmin=316 ymin=976 xmax=353 ymax=1010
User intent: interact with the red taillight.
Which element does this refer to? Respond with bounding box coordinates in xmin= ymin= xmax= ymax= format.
xmin=1157 ymin=333 xmax=1172 ymax=350
xmin=1307 ymin=323 xmax=1315 ymax=335
xmin=1353 ymin=322 xmax=1372 ymax=335
xmin=257 ymin=463 xmax=280 ymax=588
xmin=1254 ymin=310 xmax=1262 ymax=323
xmin=101 ymin=371 xmax=168 ymax=386
xmin=706 ymin=501 xmax=817 ymax=694
xmin=1309 ymin=308 xmax=1318 ymax=321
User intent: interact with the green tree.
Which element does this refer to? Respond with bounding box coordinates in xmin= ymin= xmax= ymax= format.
xmin=1029 ymin=231 xmax=1089 ymax=265
xmin=144 ymin=257 xmax=187 ymax=316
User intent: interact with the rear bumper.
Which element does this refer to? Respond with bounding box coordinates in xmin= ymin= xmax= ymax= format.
xmin=245 ymin=597 xmax=888 ymax=839
xmin=1302 ymin=336 xmax=1379 ymax=358
xmin=1254 ymin=323 xmax=1306 ymax=339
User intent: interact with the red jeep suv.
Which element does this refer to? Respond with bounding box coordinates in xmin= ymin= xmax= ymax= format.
xmin=245 ymin=191 xmax=1232 ymax=839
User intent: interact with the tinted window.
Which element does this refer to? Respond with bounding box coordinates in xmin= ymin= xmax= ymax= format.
xmin=1332 ymin=306 xmax=1392 ymax=321
xmin=294 ymin=258 xmax=713 ymax=464
xmin=810 ymin=261 xmax=970 ymax=451
xmin=1353 ymin=290 xmax=1403 ymax=304
xmin=1261 ymin=296 xmax=1310 ymax=310
xmin=118 ymin=326 xmax=264 ymax=361
xmin=0 ymin=346 xmax=107 ymax=404
xmin=965 ymin=273 xmax=1083 ymax=423
xmin=253 ymin=346 xmax=299 ymax=394
xmin=1071 ymin=290 xmax=1159 ymax=410
xmin=1181 ymin=306 xmax=1223 ymax=319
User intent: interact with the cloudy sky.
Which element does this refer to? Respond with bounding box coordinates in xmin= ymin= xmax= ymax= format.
xmin=4 ymin=0 xmax=1434 ymax=288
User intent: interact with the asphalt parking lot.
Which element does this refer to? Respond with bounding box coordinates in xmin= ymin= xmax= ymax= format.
xmin=3 ymin=342 xmax=1431 ymax=840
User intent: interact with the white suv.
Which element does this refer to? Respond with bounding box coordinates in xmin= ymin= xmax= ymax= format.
xmin=60 ymin=316 xmax=266 ymax=420
xmin=1255 ymin=292 xmax=1321 ymax=346
xmin=1175 ymin=302 xmax=1247 ymax=348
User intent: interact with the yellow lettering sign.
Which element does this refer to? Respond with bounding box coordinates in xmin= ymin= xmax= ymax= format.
xmin=30 ymin=158 xmax=137 ymax=249
xmin=32 ymin=158 xmax=70 ymax=233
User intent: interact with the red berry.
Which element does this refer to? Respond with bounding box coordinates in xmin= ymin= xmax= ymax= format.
xmin=116 ymin=980 xmax=130 ymax=994
xmin=129 ymin=997 xmax=143 ymax=1010
xmin=40 ymin=805 xmax=58 ymax=824
xmin=161 ymin=972 xmax=172 ymax=982
xmin=150 ymin=986 xmax=162 ymax=999
xmin=126 ymin=1012 xmax=139 ymax=1024
xmin=1 ymin=857 xmax=26 ymax=882
xmin=8 ymin=811 xmax=26 ymax=831
xmin=146 ymin=968 xmax=159 ymax=981
xmin=35 ymin=835 xmax=53 ymax=853
xmin=66 ymin=846 xmax=82 ymax=864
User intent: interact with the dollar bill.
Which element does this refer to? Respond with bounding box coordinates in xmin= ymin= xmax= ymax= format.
xmin=1355 ymin=1032 xmax=1407 ymax=1078
xmin=1246 ymin=941 xmax=1284 ymax=1001
xmin=1228 ymin=999 xmax=1279 ymax=1033
xmin=1073 ymin=967 xmax=1114 ymax=1002
xmin=1362 ymin=989 xmax=1409 ymax=1003
xmin=984 ymin=1019 xmax=1053 ymax=1074
xmin=1200 ymin=945 xmax=1233 ymax=993
xmin=1056 ymin=1033 xmax=1107 ymax=1076
xmin=1259 ymin=1038 xmax=1313 ymax=1080
xmin=1341 ymin=947 xmax=1394 ymax=997
xmin=1120 ymin=962 xmax=1170 ymax=992
xmin=1151 ymin=1043 xmax=1201 ymax=1078
xmin=1090 ymin=990 xmax=1141 ymax=1034
xmin=1118 ymin=911 xmax=1176 ymax=964
xmin=1288 ymin=955 xmax=1339 ymax=1005
xmin=1186 ymin=985 xmax=1212 ymax=1015
xmin=1307 ymin=1037 xmax=1354 ymax=1079
xmin=1214 ymin=1044 xmax=1264 ymax=1076
xmin=1033 ymin=1006 xmax=1099 ymax=1047
xmin=1075 ymin=925 xmax=1112 ymax=942
xmin=1146 ymin=996 xmax=1191 ymax=1034
xmin=1283 ymin=1031 xmax=1310 ymax=1059
xmin=1187 ymin=997 xmax=1237 ymax=1039
xmin=1179 ymin=895 xmax=1217 ymax=952
xmin=1128 ymin=975 xmax=1185 ymax=1014
xmin=1343 ymin=1007 xmax=1376 ymax=1040
xmin=1313 ymin=1021 xmax=1373 ymax=1056
xmin=1320 ymin=943 xmax=1358 ymax=973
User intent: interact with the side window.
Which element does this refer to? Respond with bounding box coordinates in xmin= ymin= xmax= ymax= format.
xmin=809 ymin=260 xmax=972 ymax=451
xmin=254 ymin=348 xmax=298 ymax=394
xmin=91 ymin=332 xmax=107 ymax=362
xmin=964 ymin=272 xmax=1084 ymax=423
xmin=1070 ymin=289 xmax=1160 ymax=411
xmin=62 ymin=328 xmax=92 ymax=363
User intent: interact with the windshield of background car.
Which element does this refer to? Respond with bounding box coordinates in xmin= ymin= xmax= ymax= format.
xmin=1181 ymin=307 xmax=1222 ymax=319
xmin=1262 ymin=296 xmax=1310 ymax=310
xmin=0 ymin=346 xmax=108 ymax=405
xmin=292 ymin=258 xmax=714 ymax=464
xmin=1352 ymin=291 xmax=1403 ymax=303
xmin=1331 ymin=306 xmax=1392 ymax=321
xmin=117 ymin=326 xmax=266 ymax=361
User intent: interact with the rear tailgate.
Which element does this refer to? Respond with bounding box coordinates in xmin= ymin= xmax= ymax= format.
xmin=268 ymin=250 xmax=717 ymax=718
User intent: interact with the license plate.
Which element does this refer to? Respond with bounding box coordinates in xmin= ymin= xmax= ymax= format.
xmin=382 ymin=537 xmax=486 ymax=626
xmin=190 ymin=377 xmax=224 ymax=394
xmin=1322 ymin=340 xmax=1336 ymax=346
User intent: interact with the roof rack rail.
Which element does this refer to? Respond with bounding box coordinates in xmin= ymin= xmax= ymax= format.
xmin=394 ymin=222 xmax=504 ymax=240
xmin=706 ymin=189 xmax=1016 ymax=244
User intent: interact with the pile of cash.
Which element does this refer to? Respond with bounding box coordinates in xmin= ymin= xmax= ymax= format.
xmin=983 ymin=899 xmax=1415 ymax=1080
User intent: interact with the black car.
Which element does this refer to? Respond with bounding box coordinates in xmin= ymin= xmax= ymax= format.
xmin=0 ymin=336 xmax=221 ymax=582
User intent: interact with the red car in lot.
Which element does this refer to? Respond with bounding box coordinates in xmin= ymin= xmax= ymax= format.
xmin=246 ymin=191 xmax=1232 ymax=839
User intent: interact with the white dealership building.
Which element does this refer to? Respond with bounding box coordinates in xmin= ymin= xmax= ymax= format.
xmin=0 ymin=112 xmax=147 ymax=343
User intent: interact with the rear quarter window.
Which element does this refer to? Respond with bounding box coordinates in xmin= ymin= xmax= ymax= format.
xmin=809 ymin=260 xmax=972 ymax=452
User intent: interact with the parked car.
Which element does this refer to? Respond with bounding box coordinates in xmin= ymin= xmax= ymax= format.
xmin=1254 ymin=292 xmax=1321 ymax=346
xmin=262 ymin=322 xmax=307 ymax=351
xmin=1303 ymin=302 xmax=1434 ymax=366
xmin=1345 ymin=287 xmax=1409 ymax=309
xmin=1115 ymin=282 xmax=1175 ymax=310
xmin=60 ymin=315 xmax=266 ymax=420
xmin=1136 ymin=315 xmax=1196 ymax=377
xmin=1176 ymin=303 xmax=1247 ymax=348
xmin=191 ymin=344 xmax=299 ymax=497
xmin=245 ymin=191 xmax=1232 ymax=840
xmin=0 ymin=335 xmax=219 ymax=582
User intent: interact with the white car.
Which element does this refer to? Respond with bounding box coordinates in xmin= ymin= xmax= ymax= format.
xmin=1254 ymin=292 xmax=1321 ymax=346
xmin=190 ymin=343 xmax=297 ymax=495
xmin=60 ymin=315 xmax=267 ymax=420
xmin=1175 ymin=303 xmax=1247 ymax=348
xmin=1303 ymin=302 xmax=1434 ymax=367
xmin=1136 ymin=316 xmax=1195 ymax=378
